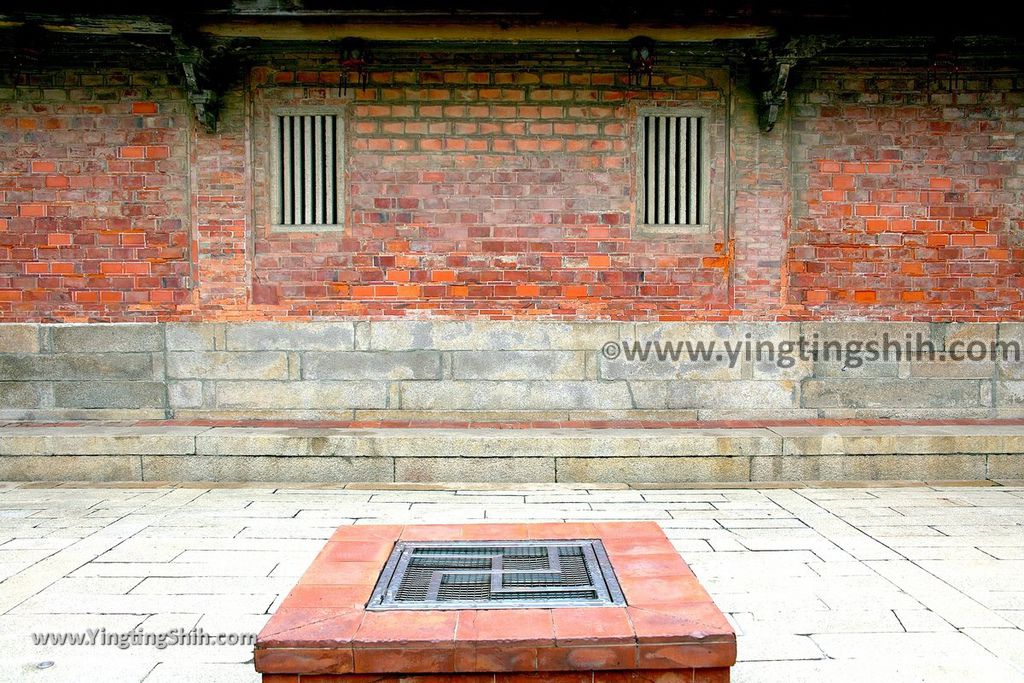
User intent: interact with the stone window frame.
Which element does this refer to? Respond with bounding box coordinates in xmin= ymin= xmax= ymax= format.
xmin=267 ymin=106 xmax=347 ymax=234
xmin=633 ymin=104 xmax=724 ymax=237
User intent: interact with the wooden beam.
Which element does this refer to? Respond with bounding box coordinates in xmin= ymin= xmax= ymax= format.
xmin=197 ymin=20 xmax=775 ymax=43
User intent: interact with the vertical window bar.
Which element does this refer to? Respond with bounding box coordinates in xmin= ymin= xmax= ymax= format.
xmin=313 ymin=115 xmax=323 ymax=225
xmin=303 ymin=115 xmax=314 ymax=225
xmin=666 ymin=116 xmax=677 ymax=226
xmin=656 ymin=116 xmax=668 ymax=224
xmin=688 ymin=116 xmax=700 ymax=225
xmin=291 ymin=116 xmax=302 ymax=225
xmin=644 ymin=116 xmax=655 ymax=225
xmin=279 ymin=116 xmax=290 ymax=224
xmin=326 ymin=115 xmax=336 ymax=224
xmin=678 ymin=117 xmax=688 ymax=225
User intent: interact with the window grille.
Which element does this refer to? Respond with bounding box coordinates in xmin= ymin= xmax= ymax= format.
xmin=640 ymin=114 xmax=703 ymax=227
xmin=274 ymin=113 xmax=341 ymax=228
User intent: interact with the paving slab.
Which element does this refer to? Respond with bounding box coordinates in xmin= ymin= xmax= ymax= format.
xmin=0 ymin=483 xmax=1023 ymax=680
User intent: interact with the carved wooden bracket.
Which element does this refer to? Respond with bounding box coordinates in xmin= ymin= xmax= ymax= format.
xmin=748 ymin=36 xmax=835 ymax=133
xmin=170 ymin=30 xmax=223 ymax=133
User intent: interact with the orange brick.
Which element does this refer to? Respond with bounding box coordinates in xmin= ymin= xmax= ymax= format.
xmin=901 ymin=291 xmax=926 ymax=302
xmin=19 ymin=204 xmax=46 ymax=217
xmin=929 ymin=177 xmax=952 ymax=190
xmin=588 ymin=255 xmax=611 ymax=268
xmin=805 ymin=290 xmax=828 ymax=303
xmin=31 ymin=161 xmax=55 ymax=173
xmin=47 ymin=233 xmax=72 ymax=246
xmin=132 ymin=102 xmax=158 ymax=114
xmin=118 ymin=146 xmax=145 ymax=159
xmin=386 ymin=270 xmax=410 ymax=282
xmin=563 ymin=285 xmax=588 ymax=298
xmin=431 ymin=270 xmax=456 ymax=282
xmin=854 ymin=290 xmax=878 ymax=303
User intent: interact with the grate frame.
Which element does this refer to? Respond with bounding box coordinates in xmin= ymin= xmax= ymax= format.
xmin=366 ymin=539 xmax=626 ymax=611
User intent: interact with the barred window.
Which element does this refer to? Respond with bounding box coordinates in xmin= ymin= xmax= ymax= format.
xmin=638 ymin=113 xmax=706 ymax=229
xmin=271 ymin=112 xmax=343 ymax=230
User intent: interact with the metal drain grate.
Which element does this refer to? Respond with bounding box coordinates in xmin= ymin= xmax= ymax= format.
xmin=367 ymin=540 xmax=626 ymax=610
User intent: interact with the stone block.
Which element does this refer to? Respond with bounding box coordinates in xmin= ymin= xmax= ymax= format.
xmin=0 ymin=353 xmax=155 ymax=381
xmin=600 ymin=350 xmax=741 ymax=381
xmin=53 ymin=381 xmax=166 ymax=409
xmin=141 ymin=455 xmax=392 ymax=482
xmin=997 ymin=382 xmax=1024 ymax=407
xmin=303 ymin=351 xmax=441 ymax=380
xmin=167 ymin=351 xmax=289 ymax=380
xmin=799 ymin=321 xmax=931 ymax=346
xmin=624 ymin=382 xmax=670 ymax=409
xmin=801 ymin=379 xmax=983 ymax=409
xmin=225 ymin=322 xmax=354 ymax=351
xmin=0 ymin=382 xmax=49 ymax=408
xmin=368 ymin=321 xmax=626 ymax=351
xmin=195 ymin=428 xmax=375 ymax=456
xmin=0 ymin=325 xmax=39 ymax=353
xmin=168 ymin=381 xmax=203 ymax=408
xmin=214 ymin=381 xmax=387 ymax=409
xmin=667 ymin=381 xmax=797 ymax=409
xmin=451 ymin=350 xmax=585 ymax=380
xmin=750 ymin=454 xmax=985 ymax=481
xmin=0 ymin=426 xmax=197 ymax=455
xmin=996 ymin=325 xmax=1024 ymax=380
xmin=909 ymin=359 xmax=994 ymax=379
xmin=988 ymin=454 xmax=1024 ymax=479
xmin=165 ymin=323 xmax=225 ymax=351
xmin=776 ymin=426 xmax=1024 ymax=455
xmin=394 ymin=457 xmax=555 ymax=482
xmin=633 ymin=321 xmax=799 ymax=343
xmin=812 ymin=358 xmax=900 ymax=378
xmin=51 ymin=324 xmax=163 ymax=353
xmin=557 ymin=456 xmax=750 ymax=483
xmin=399 ymin=380 xmax=633 ymax=410
xmin=752 ymin=354 xmax=814 ymax=381
xmin=0 ymin=455 xmax=141 ymax=481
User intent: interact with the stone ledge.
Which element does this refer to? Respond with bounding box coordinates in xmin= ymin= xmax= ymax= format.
xmin=0 ymin=421 xmax=1021 ymax=483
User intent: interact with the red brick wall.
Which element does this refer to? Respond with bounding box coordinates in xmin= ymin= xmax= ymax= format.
xmin=0 ymin=68 xmax=192 ymax=321
xmin=1 ymin=53 xmax=1021 ymax=322
xmin=788 ymin=69 xmax=1024 ymax=321
xmin=247 ymin=62 xmax=732 ymax=320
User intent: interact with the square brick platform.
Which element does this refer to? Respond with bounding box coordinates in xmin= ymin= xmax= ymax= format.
xmin=254 ymin=522 xmax=736 ymax=682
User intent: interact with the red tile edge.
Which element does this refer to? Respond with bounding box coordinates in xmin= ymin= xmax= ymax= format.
xmin=256 ymin=522 xmax=736 ymax=676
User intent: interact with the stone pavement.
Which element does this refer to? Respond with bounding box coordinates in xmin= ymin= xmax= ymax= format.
xmin=1 ymin=481 xmax=1024 ymax=682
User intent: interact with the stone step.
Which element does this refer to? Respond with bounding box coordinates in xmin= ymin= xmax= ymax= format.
xmin=1 ymin=422 xmax=1022 ymax=483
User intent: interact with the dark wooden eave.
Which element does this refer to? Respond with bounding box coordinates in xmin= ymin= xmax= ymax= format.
xmin=2 ymin=2 xmax=1023 ymax=133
